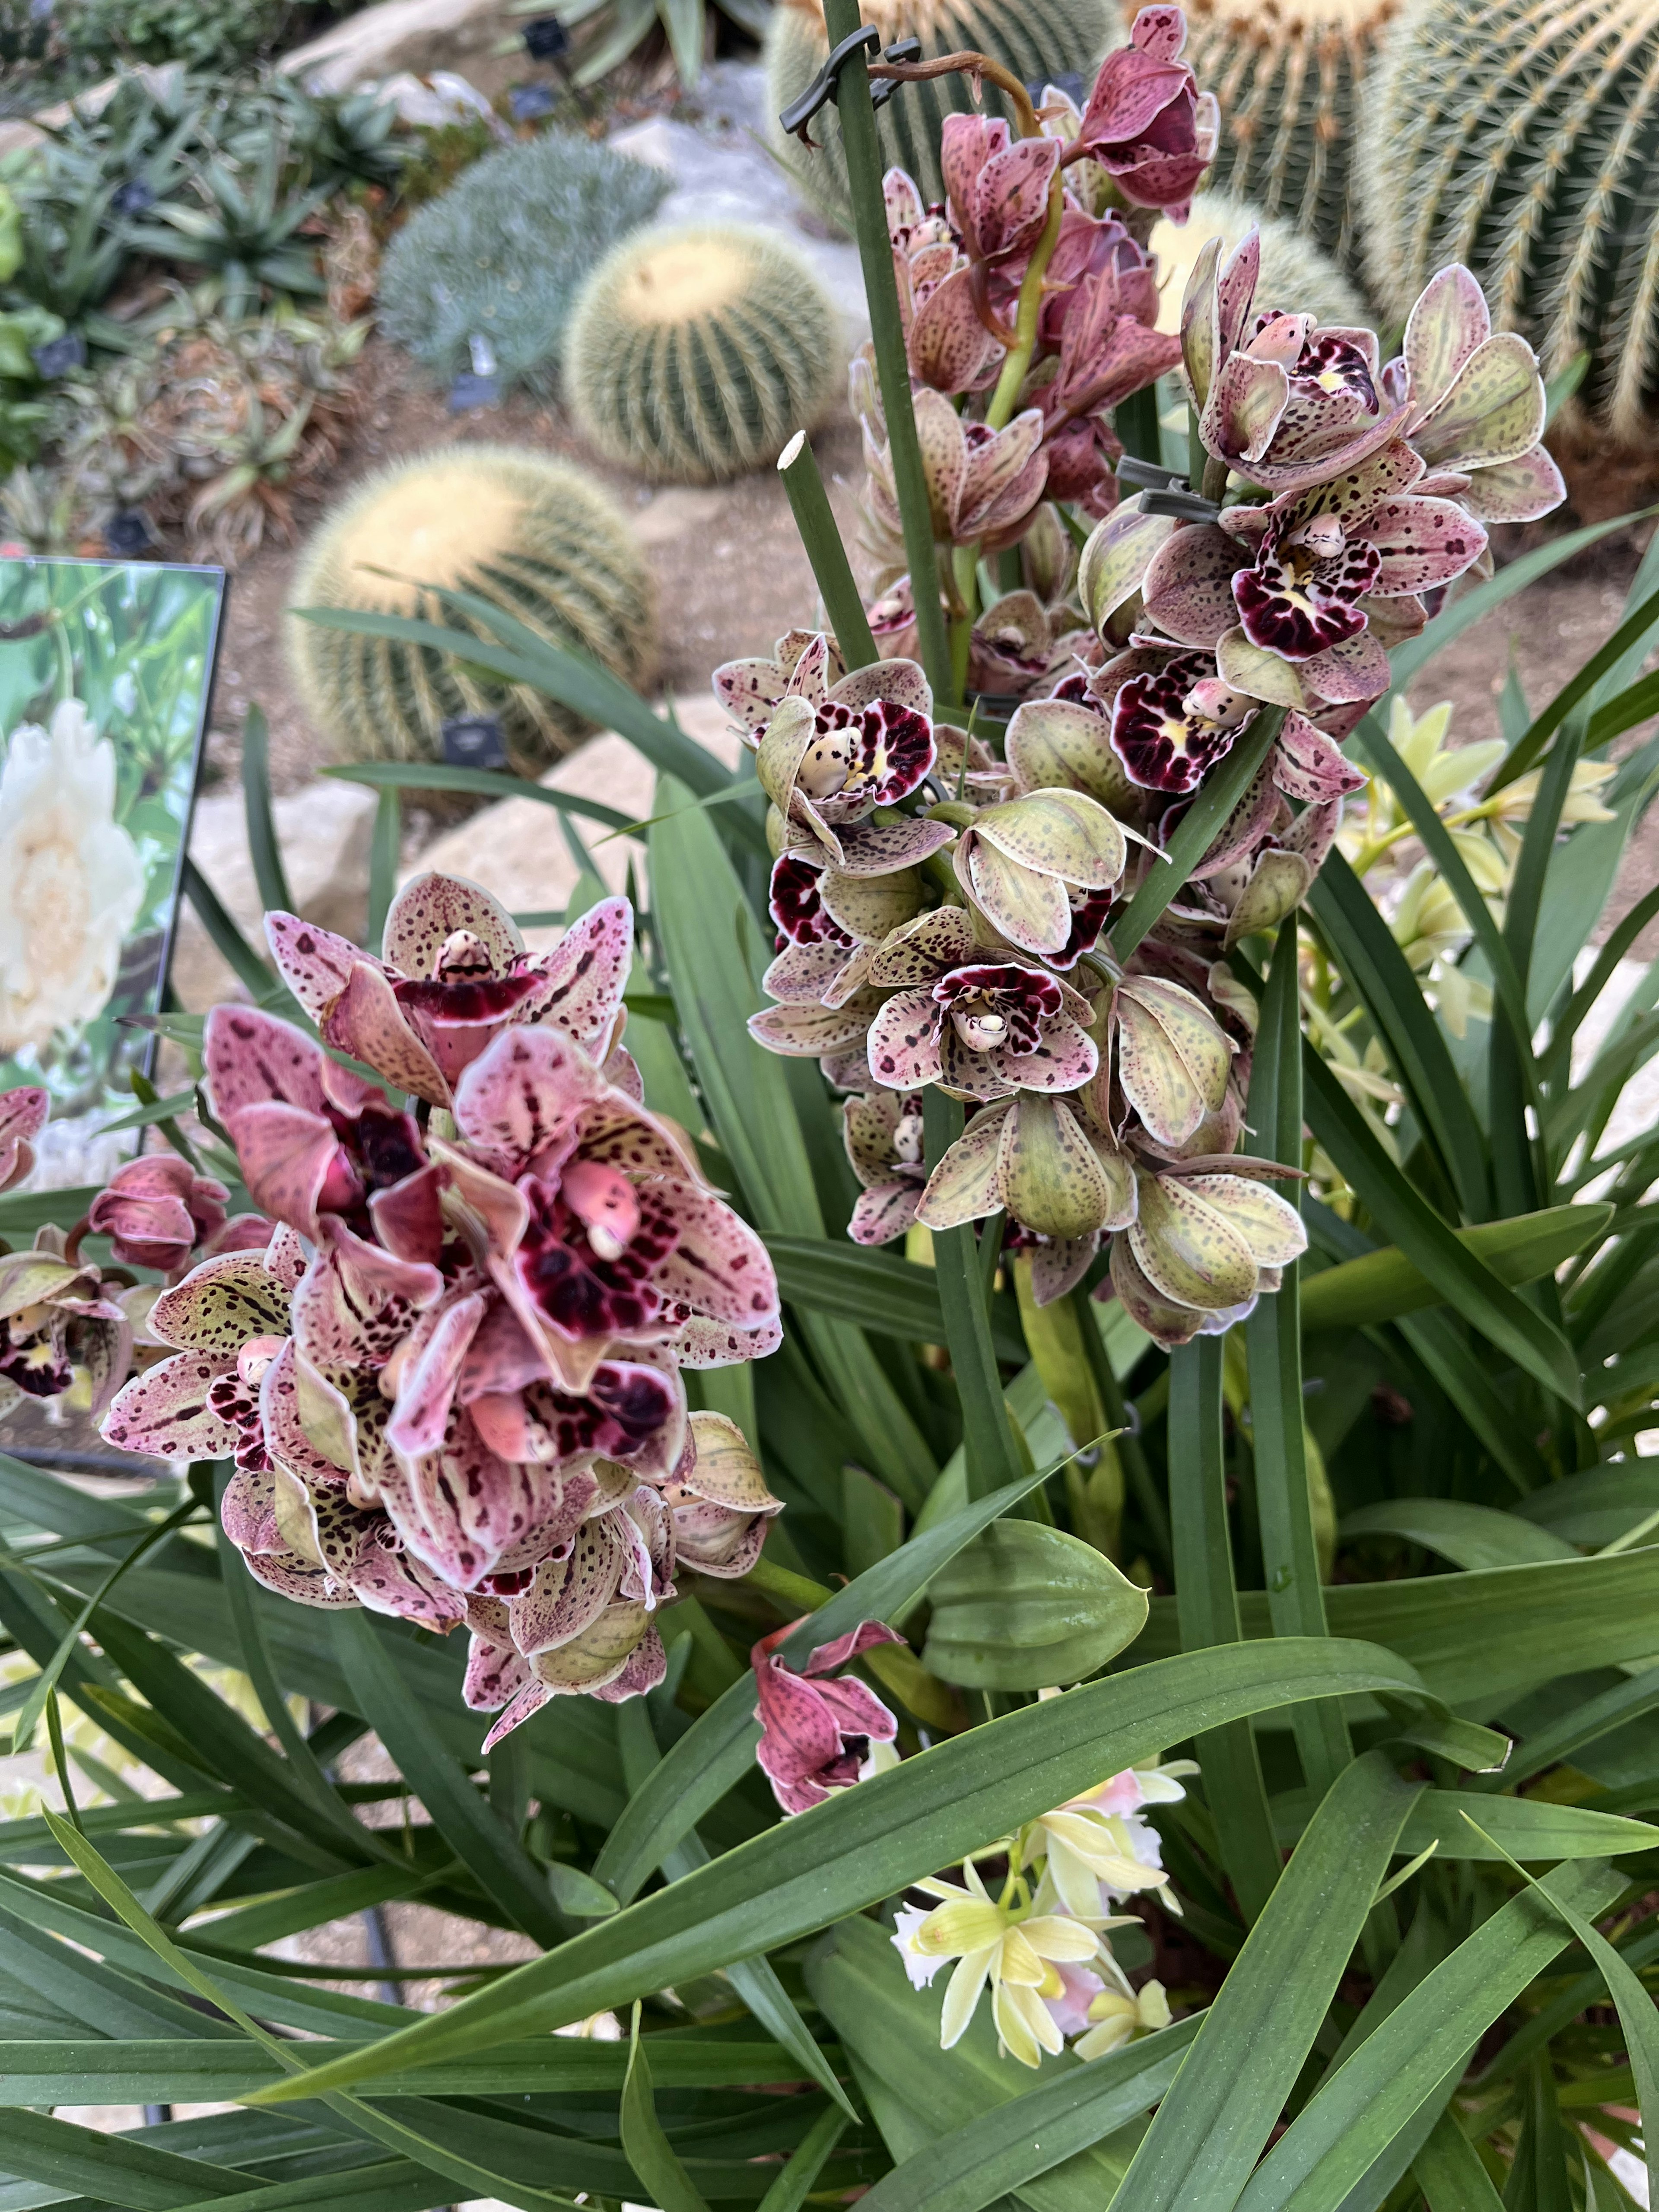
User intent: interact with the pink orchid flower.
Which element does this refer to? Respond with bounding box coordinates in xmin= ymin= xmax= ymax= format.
xmin=1072 ymin=6 xmax=1216 ymax=219
xmin=266 ymin=875 xmax=635 ymax=1111
xmin=0 ymin=1087 xmax=47 ymax=1193
xmin=753 ymin=1618 xmax=903 ymax=1814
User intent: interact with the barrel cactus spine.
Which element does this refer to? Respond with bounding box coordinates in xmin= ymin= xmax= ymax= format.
xmin=1179 ymin=0 xmax=1398 ymax=265
xmin=765 ymin=0 xmax=1116 ymax=228
xmin=566 ymin=225 xmax=842 ymax=485
xmin=286 ymin=445 xmax=656 ymax=776
xmin=1360 ymin=0 xmax=1659 ymax=437
xmin=1149 ymin=189 xmax=1368 ymax=334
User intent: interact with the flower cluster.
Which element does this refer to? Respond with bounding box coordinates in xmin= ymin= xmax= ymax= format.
xmin=855 ymin=8 xmax=1215 ymax=689
xmin=740 ymin=232 xmax=1564 ymax=1345
xmin=95 ymin=876 xmax=782 ymax=1734
xmin=891 ymin=1754 xmax=1193 ymax=2066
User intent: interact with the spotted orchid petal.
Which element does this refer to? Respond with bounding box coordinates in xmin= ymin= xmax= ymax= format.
xmin=384 ymin=1291 xmax=487 ymax=1459
xmin=1365 ymin=497 xmax=1487 ymax=594
xmin=1130 ymin=1170 xmax=1259 ymax=1310
xmin=915 ymin=1103 xmax=1012 ymax=1229
xmin=1142 ymin=524 xmax=1249 ymax=649
xmin=264 ymin=912 xmax=364 ymax=1017
xmin=0 ymin=1086 xmax=47 ymax=1192
xmin=867 ymin=988 xmax=944 ymax=1091
xmin=850 ymin=1179 xmax=925 ymax=1246
xmin=528 ymin=896 xmax=634 ymax=1056
xmin=1458 ymin=447 xmax=1567 ymax=524
xmin=999 ymin=1093 xmax=1118 ymax=1240
xmin=1223 ymin=845 xmax=1314 ymax=946
xmin=649 ymin=1180 xmax=778 ymax=1331
xmin=204 ymin=1004 xmax=325 ymax=1122
xmin=1409 ymin=332 xmax=1545 ymax=474
xmin=324 ymin=962 xmax=451 ymax=1108
xmin=1113 ymin=976 xmax=1234 ymax=1146
xmin=101 ymin=1348 xmax=240 ymax=1462
xmin=291 ymin=1218 xmax=444 ymax=1372
xmin=748 ymin=995 xmax=882 ymax=1058
xmin=1078 ymin=505 xmax=1176 ymax=643
xmin=1274 ymin=713 xmax=1367 ymax=804
xmin=451 ymin=1026 xmax=611 ymax=1178
xmin=1005 ymin=696 xmax=1137 ymax=810
xmin=383 ymin=873 xmax=522 ymax=980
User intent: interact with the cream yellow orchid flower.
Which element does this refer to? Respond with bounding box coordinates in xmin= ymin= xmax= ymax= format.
xmin=905 ymin=1860 xmax=1102 ymax=2067
xmin=1074 ymin=1977 xmax=1173 ymax=2060
xmin=1027 ymin=1756 xmax=1195 ymax=1919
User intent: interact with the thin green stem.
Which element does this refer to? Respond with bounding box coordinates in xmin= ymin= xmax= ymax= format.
xmin=821 ymin=0 xmax=951 ymax=695
xmin=1169 ymin=1335 xmax=1281 ymax=1922
xmin=777 ymin=431 xmax=878 ymax=670
xmin=744 ymin=1552 xmax=835 ymax=1612
xmin=949 ymin=543 xmax=978 ymax=699
xmin=984 ymin=180 xmax=1063 ymax=432
xmin=1069 ymin=1284 xmax=1172 ymax=1571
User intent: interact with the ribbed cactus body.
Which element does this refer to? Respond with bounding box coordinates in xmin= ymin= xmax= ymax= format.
xmin=1361 ymin=0 xmax=1659 ymax=436
xmin=1150 ymin=191 xmax=1367 ymax=333
xmin=1181 ymin=0 xmax=1396 ymax=266
xmin=765 ymin=0 xmax=1115 ymax=227
xmin=566 ymin=225 xmax=841 ymax=484
xmin=286 ymin=446 xmax=656 ymax=776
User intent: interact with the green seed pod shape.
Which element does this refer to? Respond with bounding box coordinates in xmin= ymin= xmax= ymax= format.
xmin=1360 ymin=0 xmax=1659 ymax=436
xmin=1181 ymin=0 xmax=1398 ymax=267
xmin=565 ymin=224 xmax=842 ymax=485
xmin=765 ymin=0 xmax=1115 ymax=229
xmin=1149 ymin=189 xmax=1367 ymax=334
xmin=285 ymin=445 xmax=657 ymax=777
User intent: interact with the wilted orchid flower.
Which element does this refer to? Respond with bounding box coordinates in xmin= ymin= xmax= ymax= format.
xmin=0 ymin=1228 xmax=132 ymax=1422
xmin=885 ymin=168 xmax=1003 ymax=397
xmin=753 ymin=1618 xmax=902 ymax=1814
xmin=0 ymin=1087 xmax=46 ymax=1192
xmin=267 ymin=876 xmax=635 ymax=1111
xmin=663 ymin=1410 xmax=783 ymax=1577
xmin=864 ymin=907 xmax=1099 ymax=1101
xmin=87 ymin=1155 xmax=230 ymax=1277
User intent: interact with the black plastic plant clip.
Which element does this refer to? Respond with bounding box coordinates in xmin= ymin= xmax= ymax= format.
xmin=1113 ymin=452 xmax=1221 ymax=521
xmin=779 ymin=28 xmax=923 ymax=143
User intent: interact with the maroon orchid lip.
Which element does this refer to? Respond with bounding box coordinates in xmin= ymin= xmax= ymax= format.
xmin=809 ymin=699 xmax=936 ymax=818
xmin=1110 ymin=656 xmax=1246 ymax=793
xmin=1052 ymin=885 xmax=1116 ymax=969
xmin=1232 ymin=527 xmax=1381 ymax=661
xmin=393 ymin=970 xmax=548 ymax=1025
xmin=1290 ymin=331 xmax=1378 ymax=412
xmin=0 ymin=1338 xmax=73 ymax=1398
xmin=769 ymin=854 xmax=854 ymax=947
xmin=513 ymin=1173 xmax=679 ymax=1341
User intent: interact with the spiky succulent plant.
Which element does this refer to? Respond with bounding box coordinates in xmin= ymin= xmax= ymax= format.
xmin=1361 ymin=0 xmax=1659 ymax=433
xmin=765 ymin=0 xmax=1116 ymax=227
xmin=285 ymin=445 xmax=657 ymax=775
xmin=565 ymin=225 xmax=842 ymax=485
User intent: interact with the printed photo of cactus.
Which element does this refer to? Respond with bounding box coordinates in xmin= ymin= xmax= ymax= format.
xmin=0 ymin=558 xmax=222 ymax=1182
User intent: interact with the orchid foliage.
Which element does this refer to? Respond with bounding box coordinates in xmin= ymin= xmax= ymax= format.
xmin=0 ymin=13 xmax=1657 ymax=2208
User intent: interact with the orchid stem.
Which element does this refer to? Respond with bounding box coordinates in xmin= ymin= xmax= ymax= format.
xmin=821 ymin=0 xmax=951 ymax=696
xmin=744 ymin=1551 xmax=834 ymax=1613
xmin=949 ymin=543 xmax=979 ymax=699
xmin=985 ymin=179 xmax=1064 ymax=433
xmin=778 ymin=430 xmax=878 ymax=670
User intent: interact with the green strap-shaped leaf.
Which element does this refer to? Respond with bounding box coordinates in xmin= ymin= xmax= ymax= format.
xmin=1396 ymin=1791 xmax=1656 ymax=1861
xmin=1487 ymin=581 xmax=1659 ymax=795
xmin=853 ymin=2019 xmax=1201 ymax=2212
xmin=925 ymin=1087 xmax=1027 ymax=1500
xmin=1246 ymin=914 xmax=1351 ymax=1795
xmin=1309 ymin=855 xmax=1490 ymax=1219
xmin=1339 ymin=1498 xmax=1575 ymax=1570
xmin=1169 ymin=1335 xmax=1280 ymax=1922
xmin=1231 ymin=1858 xmax=1630 ymax=2212
xmin=0 ymin=2106 xmax=256 ymax=2207
xmin=245 ymin=1639 xmax=1477 ymax=2104
xmin=326 ymin=758 xmax=636 ymax=833
xmin=591 ymin=1463 xmax=1054 ymax=1904
xmin=1303 ymin=1047 xmax=1582 ymax=1407
xmin=621 ymin=2003 xmax=716 ymax=2212
xmin=756 ymin=2107 xmax=851 ymax=2212
xmin=1301 ymin=1204 xmax=1611 ymax=1332
xmin=240 ymin=702 xmax=293 ymax=916
xmin=331 ymin=1611 xmax=565 ymax=1949
xmin=1413 ymin=2111 xmax=1506 ymax=2212
xmin=1111 ymin=1752 xmax=1420 ymax=2212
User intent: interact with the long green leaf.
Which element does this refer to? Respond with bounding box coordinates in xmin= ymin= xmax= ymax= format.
xmin=1487 ymin=581 xmax=1659 ymax=795
xmin=764 ymin=1232 xmax=1027 ymax=1360
xmin=240 ymin=702 xmax=293 ymax=916
xmin=757 ymin=2106 xmax=851 ymax=2212
xmin=591 ymin=1464 xmax=1055 ymax=1904
xmin=0 ymin=2107 xmax=256 ymax=2207
xmin=1246 ymin=914 xmax=1350 ymax=1794
xmin=925 ymin=1089 xmax=1026 ymax=1499
xmin=1414 ymin=2111 xmax=1506 ymax=2212
xmin=621 ymin=2003 xmax=715 ymax=2212
xmin=1309 ymin=852 xmax=1490 ymax=1217
xmin=1169 ymin=1336 xmax=1280 ymax=1921
xmin=1301 ymin=1205 xmax=1611 ymax=1331
xmin=324 ymin=759 xmax=635 ymax=833
xmin=1303 ymin=1048 xmax=1582 ymax=1406
xmin=1231 ymin=1859 xmax=1630 ymax=2212
xmin=244 ymin=1639 xmax=1469 ymax=2103
xmin=183 ymin=857 xmax=276 ymax=1001
xmin=331 ymin=1611 xmax=564 ymax=1948
xmin=1399 ymin=1792 xmax=1656 ymax=1860
xmin=1339 ymin=1498 xmax=1574 ymax=1570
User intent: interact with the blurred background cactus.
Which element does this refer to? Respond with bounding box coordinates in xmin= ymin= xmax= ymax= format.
xmin=566 ymin=223 xmax=841 ymax=484
xmin=1180 ymin=0 xmax=1397 ymax=266
xmin=285 ymin=445 xmax=658 ymax=774
xmin=1149 ymin=188 xmax=1366 ymax=333
xmin=765 ymin=0 xmax=1115 ymax=226
xmin=1361 ymin=0 xmax=1659 ymax=435
xmin=376 ymin=130 xmax=671 ymax=394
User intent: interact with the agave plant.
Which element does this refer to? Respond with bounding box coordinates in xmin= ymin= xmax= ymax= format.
xmin=0 ymin=9 xmax=1656 ymax=2211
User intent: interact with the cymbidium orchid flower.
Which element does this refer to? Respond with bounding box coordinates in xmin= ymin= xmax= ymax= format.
xmin=266 ymin=874 xmax=635 ymax=1112
xmin=863 ymin=388 xmax=1050 ymax=556
xmin=753 ymin=1618 xmax=903 ymax=1814
xmin=0 ymin=1229 xmax=131 ymax=1421
xmin=897 ymin=1862 xmax=1106 ymax=2068
xmin=954 ymin=789 xmax=1128 ymax=964
xmin=843 ymin=1088 xmax=928 ymax=1246
xmin=0 ymin=1086 xmax=46 ymax=1192
xmin=1112 ymin=1158 xmax=1307 ymax=1342
xmin=1066 ymin=6 xmax=1217 ymax=219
